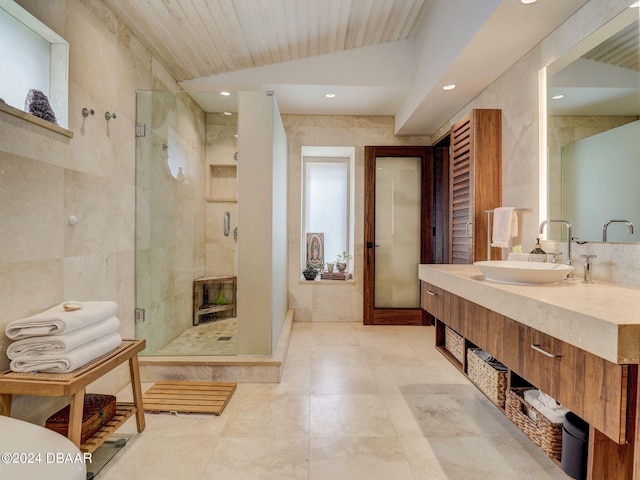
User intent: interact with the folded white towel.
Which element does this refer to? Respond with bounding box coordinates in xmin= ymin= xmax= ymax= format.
xmin=5 ymin=301 xmax=118 ymax=340
xmin=9 ymin=333 xmax=123 ymax=373
xmin=6 ymin=316 xmax=120 ymax=360
xmin=523 ymin=389 xmax=568 ymax=424
xmin=491 ymin=207 xmax=518 ymax=248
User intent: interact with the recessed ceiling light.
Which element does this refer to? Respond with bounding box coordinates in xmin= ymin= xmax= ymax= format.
xmin=552 ymin=94 xmax=565 ymax=100
xmin=520 ymin=0 xmax=538 ymax=4
xmin=442 ymin=84 xmax=456 ymax=91
xmin=220 ymin=91 xmax=231 ymax=96
xmin=325 ymin=93 xmax=336 ymax=98
xmin=223 ymin=111 xmax=233 ymax=116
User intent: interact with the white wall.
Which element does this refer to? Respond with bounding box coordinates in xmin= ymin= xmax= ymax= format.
xmin=271 ymin=99 xmax=289 ymax=349
xmin=237 ymin=92 xmax=289 ymax=354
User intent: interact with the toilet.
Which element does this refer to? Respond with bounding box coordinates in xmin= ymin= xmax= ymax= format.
xmin=0 ymin=415 xmax=87 ymax=479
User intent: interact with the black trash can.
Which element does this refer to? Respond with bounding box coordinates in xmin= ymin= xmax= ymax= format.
xmin=561 ymin=412 xmax=589 ymax=480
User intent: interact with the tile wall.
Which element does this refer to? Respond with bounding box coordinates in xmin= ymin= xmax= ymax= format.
xmin=0 ymin=0 xmax=180 ymax=423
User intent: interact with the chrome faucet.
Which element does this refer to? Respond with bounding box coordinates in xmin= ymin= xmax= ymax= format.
xmin=602 ymin=219 xmax=634 ymax=242
xmin=539 ymin=219 xmax=573 ymax=279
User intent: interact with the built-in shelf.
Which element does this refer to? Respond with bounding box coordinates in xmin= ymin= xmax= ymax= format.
xmin=0 ymin=101 xmax=73 ymax=138
xmin=208 ymin=164 xmax=237 ymax=202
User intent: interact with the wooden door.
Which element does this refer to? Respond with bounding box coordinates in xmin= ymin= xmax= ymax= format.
xmin=363 ymin=146 xmax=435 ymax=326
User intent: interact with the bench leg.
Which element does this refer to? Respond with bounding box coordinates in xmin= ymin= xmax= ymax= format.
xmin=129 ymin=355 xmax=145 ymax=432
xmin=0 ymin=394 xmax=12 ymax=416
xmin=67 ymin=389 xmax=85 ymax=447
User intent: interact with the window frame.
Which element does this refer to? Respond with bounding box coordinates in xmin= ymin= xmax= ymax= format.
xmin=0 ymin=0 xmax=69 ymax=129
xmin=301 ymin=146 xmax=355 ymax=279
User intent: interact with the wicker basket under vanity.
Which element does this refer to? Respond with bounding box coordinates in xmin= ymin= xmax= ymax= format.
xmin=467 ymin=348 xmax=508 ymax=408
xmin=505 ymin=387 xmax=563 ymax=461
xmin=444 ymin=326 xmax=464 ymax=364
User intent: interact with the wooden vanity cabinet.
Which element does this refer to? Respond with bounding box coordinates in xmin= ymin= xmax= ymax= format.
xmin=420 ymin=283 xmax=444 ymax=321
xmin=449 ymin=109 xmax=502 ymax=264
xmin=423 ymin=283 xmax=633 ymax=445
xmin=511 ymin=322 xmax=631 ymax=444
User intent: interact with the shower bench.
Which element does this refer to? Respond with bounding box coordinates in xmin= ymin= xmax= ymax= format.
xmin=193 ymin=276 xmax=237 ymax=326
xmin=0 ymin=339 xmax=146 ymax=453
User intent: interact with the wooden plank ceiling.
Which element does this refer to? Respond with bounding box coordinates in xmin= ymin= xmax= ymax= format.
xmin=104 ymin=0 xmax=428 ymax=82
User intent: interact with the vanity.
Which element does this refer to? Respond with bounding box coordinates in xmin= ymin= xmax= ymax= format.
xmin=419 ymin=263 xmax=640 ymax=479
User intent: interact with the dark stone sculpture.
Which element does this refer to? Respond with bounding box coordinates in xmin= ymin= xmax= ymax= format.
xmin=24 ymin=89 xmax=57 ymax=124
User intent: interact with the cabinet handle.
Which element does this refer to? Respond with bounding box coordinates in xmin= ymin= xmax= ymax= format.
xmin=426 ymin=290 xmax=437 ymax=296
xmin=530 ymin=344 xmax=562 ymax=358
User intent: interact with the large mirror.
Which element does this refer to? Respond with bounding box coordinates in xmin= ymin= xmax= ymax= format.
xmin=545 ymin=6 xmax=639 ymax=243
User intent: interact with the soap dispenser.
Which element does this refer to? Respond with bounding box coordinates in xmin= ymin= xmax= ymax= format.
xmin=529 ymin=238 xmax=547 ymax=262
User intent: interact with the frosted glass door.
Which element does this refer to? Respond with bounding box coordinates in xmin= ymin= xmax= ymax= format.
xmin=374 ymin=156 xmax=421 ymax=308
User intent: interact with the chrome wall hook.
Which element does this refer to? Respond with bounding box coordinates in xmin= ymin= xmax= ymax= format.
xmin=105 ymin=111 xmax=117 ymax=120
xmin=81 ymin=107 xmax=95 ymax=118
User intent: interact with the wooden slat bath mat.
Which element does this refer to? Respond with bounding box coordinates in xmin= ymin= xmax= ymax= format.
xmin=142 ymin=381 xmax=237 ymax=415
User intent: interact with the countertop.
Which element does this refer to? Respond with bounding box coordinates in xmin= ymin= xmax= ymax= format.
xmin=419 ymin=264 xmax=640 ymax=364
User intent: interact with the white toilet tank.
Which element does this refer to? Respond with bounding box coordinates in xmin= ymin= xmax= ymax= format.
xmin=0 ymin=415 xmax=87 ymax=480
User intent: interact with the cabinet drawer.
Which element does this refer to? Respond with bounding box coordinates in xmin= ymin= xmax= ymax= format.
xmin=421 ymin=282 xmax=444 ymax=320
xmin=513 ymin=323 xmax=630 ymax=444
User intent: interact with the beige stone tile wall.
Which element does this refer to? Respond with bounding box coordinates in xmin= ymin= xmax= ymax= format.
xmin=0 ymin=0 xmax=184 ymax=423
xmin=282 ymin=115 xmax=430 ymax=322
xmin=205 ymin=113 xmax=238 ymax=278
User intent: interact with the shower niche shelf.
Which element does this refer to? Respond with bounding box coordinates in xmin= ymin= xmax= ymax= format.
xmin=193 ymin=275 xmax=237 ymax=326
xmin=207 ymin=164 xmax=237 ymax=203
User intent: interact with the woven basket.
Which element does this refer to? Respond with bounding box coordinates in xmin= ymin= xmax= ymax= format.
xmin=505 ymin=387 xmax=563 ymax=461
xmin=444 ymin=326 xmax=464 ymax=363
xmin=467 ymin=348 xmax=508 ymax=408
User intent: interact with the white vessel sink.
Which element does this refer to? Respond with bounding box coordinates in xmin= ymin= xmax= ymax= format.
xmin=474 ymin=260 xmax=574 ymax=285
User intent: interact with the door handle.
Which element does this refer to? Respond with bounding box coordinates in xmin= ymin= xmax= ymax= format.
xmin=366 ymin=242 xmax=381 ymax=248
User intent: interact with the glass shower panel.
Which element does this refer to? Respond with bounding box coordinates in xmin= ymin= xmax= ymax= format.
xmin=135 ymin=90 xmax=206 ymax=355
xmin=374 ymin=156 xmax=421 ymax=308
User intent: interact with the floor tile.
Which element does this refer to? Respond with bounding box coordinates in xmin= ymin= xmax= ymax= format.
xmin=221 ymin=393 xmax=310 ymax=438
xmin=203 ymin=437 xmax=309 ymax=480
xmin=96 ymin=321 xmax=571 ymax=480
xmin=310 ymin=394 xmax=397 ymax=437
xmin=309 ymin=436 xmax=416 ymax=480
xmin=311 ymin=364 xmax=379 ymax=394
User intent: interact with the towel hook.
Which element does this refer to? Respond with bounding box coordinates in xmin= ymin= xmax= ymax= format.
xmin=81 ymin=107 xmax=95 ymax=118
xmin=105 ymin=111 xmax=117 ymax=120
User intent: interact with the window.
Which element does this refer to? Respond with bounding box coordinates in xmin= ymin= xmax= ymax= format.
xmin=0 ymin=1 xmax=69 ymax=128
xmin=301 ymin=146 xmax=355 ymax=275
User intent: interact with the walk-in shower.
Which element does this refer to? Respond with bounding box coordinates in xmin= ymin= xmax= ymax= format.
xmin=134 ymin=90 xmax=288 ymax=357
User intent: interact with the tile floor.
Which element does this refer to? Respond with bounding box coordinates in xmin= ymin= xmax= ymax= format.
xmin=151 ymin=318 xmax=238 ymax=356
xmin=98 ymin=322 xmax=569 ymax=480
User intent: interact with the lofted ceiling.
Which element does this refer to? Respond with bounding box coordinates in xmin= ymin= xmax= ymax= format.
xmin=105 ymin=0 xmax=592 ymax=136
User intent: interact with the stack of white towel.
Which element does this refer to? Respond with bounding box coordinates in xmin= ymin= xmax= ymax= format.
xmin=4 ymin=301 xmax=123 ymax=374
